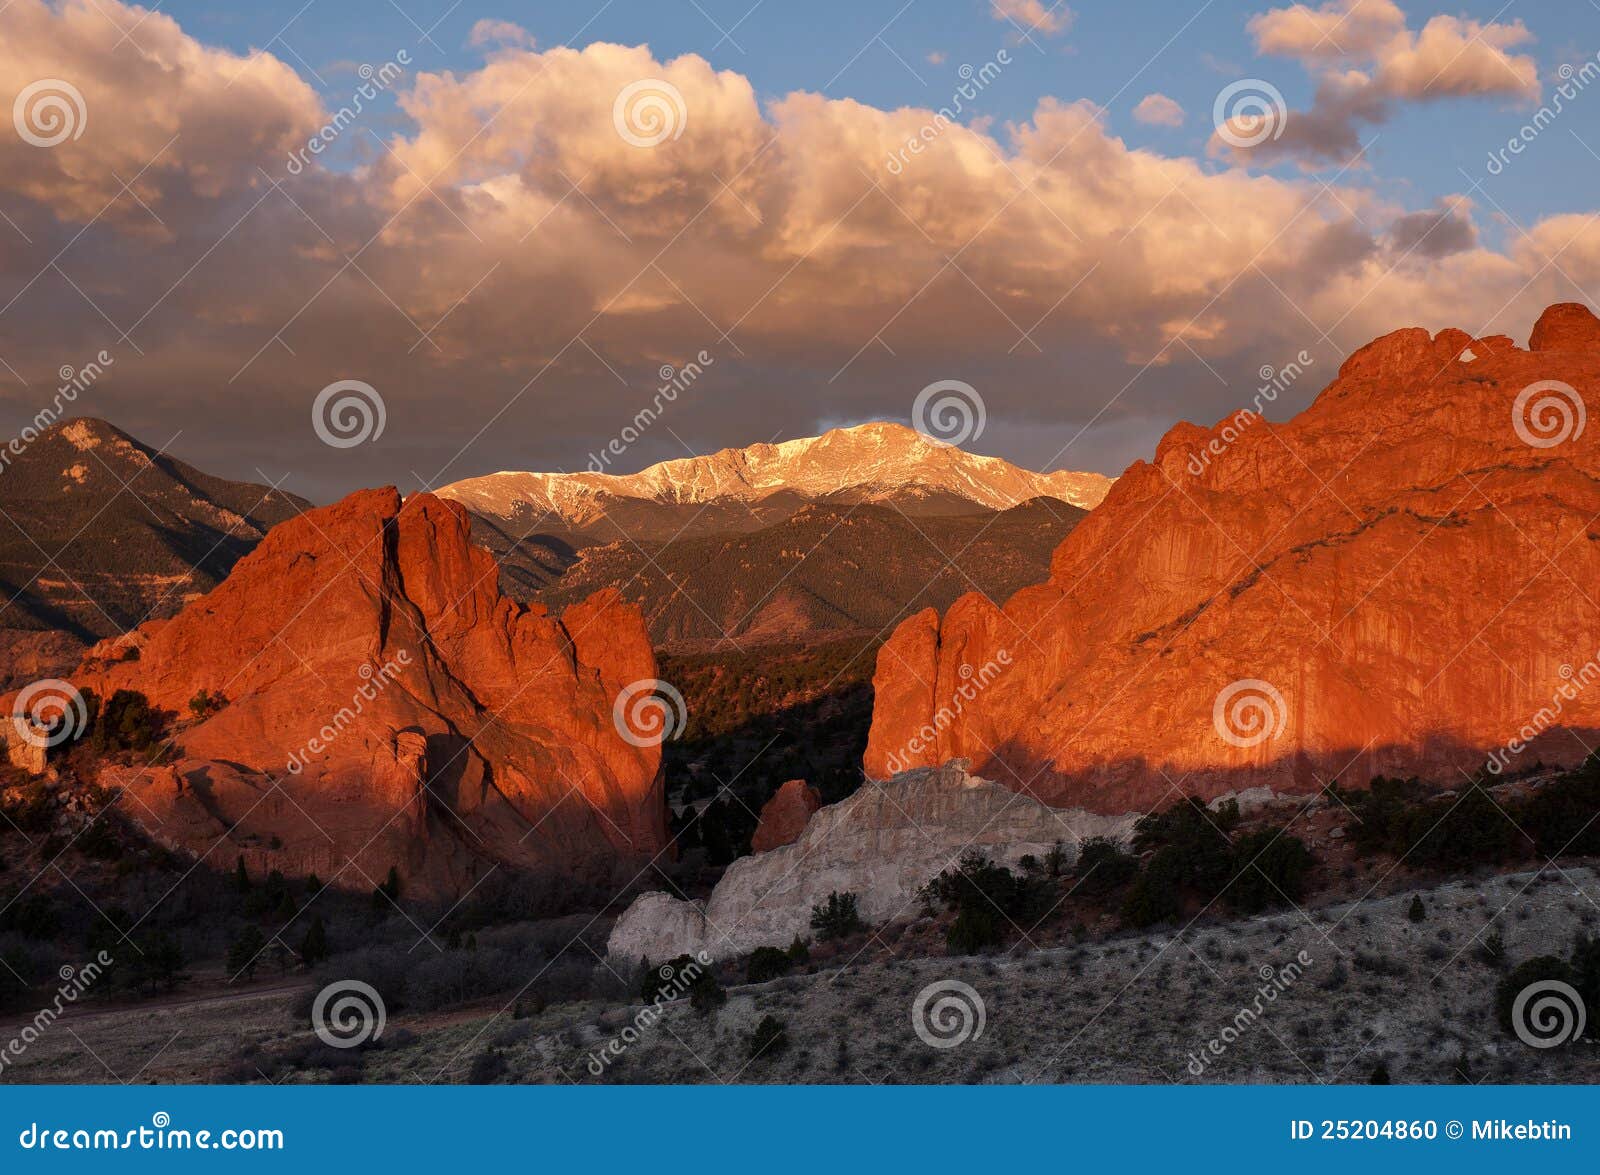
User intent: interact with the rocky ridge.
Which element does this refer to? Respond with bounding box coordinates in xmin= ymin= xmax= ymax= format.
xmin=866 ymin=303 xmax=1600 ymax=811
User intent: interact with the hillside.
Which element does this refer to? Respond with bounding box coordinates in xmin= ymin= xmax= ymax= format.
xmin=539 ymin=496 xmax=1087 ymax=649
xmin=0 ymin=417 xmax=307 ymax=682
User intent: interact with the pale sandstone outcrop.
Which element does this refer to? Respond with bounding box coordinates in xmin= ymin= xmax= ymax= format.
xmin=607 ymin=761 xmax=1136 ymax=963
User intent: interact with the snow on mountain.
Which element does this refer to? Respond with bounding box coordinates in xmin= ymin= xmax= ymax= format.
xmin=435 ymin=422 xmax=1113 ymax=526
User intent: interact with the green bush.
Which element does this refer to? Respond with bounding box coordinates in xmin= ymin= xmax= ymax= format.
xmin=747 ymin=1015 xmax=789 ymax=1061
xmin=1408 ymin=895 xmax=1426 ymax=923
xmin=1121 ymin=847 xmax=1185 ymax=928
xmin=89 ymin=689 xmax=161 ymax=754
xmin=920 ymin=851 xmax=1051 ymax=954
xmin=810 ymin=891 xmax=865 ymax=941
xmin=746 ymin=946 xmax=792 ymax=984
xmin=1224 ymin=830 xmax=1313 ymax=914
xmin=1072 ymin=838 xmax=1137 ymax=895
xmin=1496 ymin=956 xmax=1577 ymax=1035
xmin=226 ymin=925 xmax=267 ymax=981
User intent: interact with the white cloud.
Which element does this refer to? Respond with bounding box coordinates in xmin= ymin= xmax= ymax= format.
xmin=1133 ymin=93 xmax=1185 ymax=127
xmin=991 ymin=0 xmax=1073 ymax=37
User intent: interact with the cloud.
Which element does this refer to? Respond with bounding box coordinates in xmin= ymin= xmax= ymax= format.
xmin=467 ymin=19 xmax=536 ymax=51
xmin=1219 ymin=0 xmax=1540 ymax=168
xmin=1133 ymin=93 xmax=1185 ymax=127
xmin=1387 ymin=196 xmax=1477 ymax=258
xmin=0 ymin=0 xmax=1595 ymax=498
xmin=991 ymin=0 xmax=1073 ymax=37
xmin=0 ymin=0 xmax=321 ymax=223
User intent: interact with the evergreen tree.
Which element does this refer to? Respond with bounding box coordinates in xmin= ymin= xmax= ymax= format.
xmin=226 ymin=926 xmax=267 ymax=980
xmin=299 ymin=916 xmax=329 ymax=967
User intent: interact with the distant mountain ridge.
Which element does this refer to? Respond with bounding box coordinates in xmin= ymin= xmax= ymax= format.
xmin=539 ymin=496 xmax=1088 ymax=650
xmin=0 ymin=417 xmax=308 ymax=683
xmin=435 ymin=421 xmax=1112 ymax=543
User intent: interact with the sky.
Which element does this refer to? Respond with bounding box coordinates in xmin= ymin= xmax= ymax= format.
xmin=2 ymin=0 xmax=1599 ymax=500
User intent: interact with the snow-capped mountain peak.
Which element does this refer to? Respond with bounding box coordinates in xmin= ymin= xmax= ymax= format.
xmin=435 ymin=421 xmax=1113 ymax=528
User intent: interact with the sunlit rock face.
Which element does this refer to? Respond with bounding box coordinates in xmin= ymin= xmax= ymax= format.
xmin=867 ymin=305 xmax=1600 ymax=811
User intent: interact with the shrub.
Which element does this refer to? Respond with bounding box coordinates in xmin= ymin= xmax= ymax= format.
xmin=688 ymin=969 xmax=726 ymax=1016
xmin=1131 ymin=797 xmax=1235 ymax=899
xmin=300 ymin=916 xmax=329 ymax=967
xmin=1072 ymin=838 xmax=1137 ymax=895
xmin=1224 ymin=830 xmax=1312 ymax=914
xmin=1495 ymin=956 xmax=1577 ymax=1036
xmin=1121 ymin=847 xmax=1185 ymax=928
xmin=810 ymin=891 xmax=865 ymax=941
xmin=1519 ymin=759 xmax=1600 ymax=858
xmin=1408 ymin=895 xmax=1426 ymax=923
xmin=746 ymin=946 xmax=792 ymax=984
xmin=747 ymin=1015 xmax=789 ymax=1061
xmin=1479 ymin=931 xmax=1506 ymax=967
xmin=187 ymin=689 xmax=226 ymax=720
xmin=920 ymin=851 xmax=1050 ymax=953
xmin=89 ymin=689 xmax=161 ymax=754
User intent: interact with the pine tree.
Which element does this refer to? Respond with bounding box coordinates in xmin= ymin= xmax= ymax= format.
xmin=233 ymin=856 xmax=250 ymax=894
xmin=226 ymin=926 xmax=267 ymax=980
xmin=299 ymin=916 xmax=328 ymax=967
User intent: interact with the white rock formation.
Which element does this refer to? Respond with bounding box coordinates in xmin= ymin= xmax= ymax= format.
xmin=607 ymin=761 xmax=1138 ymax=964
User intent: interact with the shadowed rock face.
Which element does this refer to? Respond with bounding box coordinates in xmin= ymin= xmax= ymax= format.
xmin=866 ymin=303 xmax=1600 ymax=811
xmin=607 ymin=762 xmax=1136 ymax=963
xmin=57 ymin=487 xmax=667 ymax=899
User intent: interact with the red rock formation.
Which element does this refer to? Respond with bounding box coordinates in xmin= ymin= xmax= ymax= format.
xmin=866 ymin=303 xmax=1600 ymax=811
xmin=750 ymin=779 xmax=822 ymax=853
xmin=65 ymin=487 xmax=667 ymax=897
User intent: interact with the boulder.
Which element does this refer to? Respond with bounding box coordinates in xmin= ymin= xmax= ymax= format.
xmin=750 ymin=779 xmax=822 ymax=852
